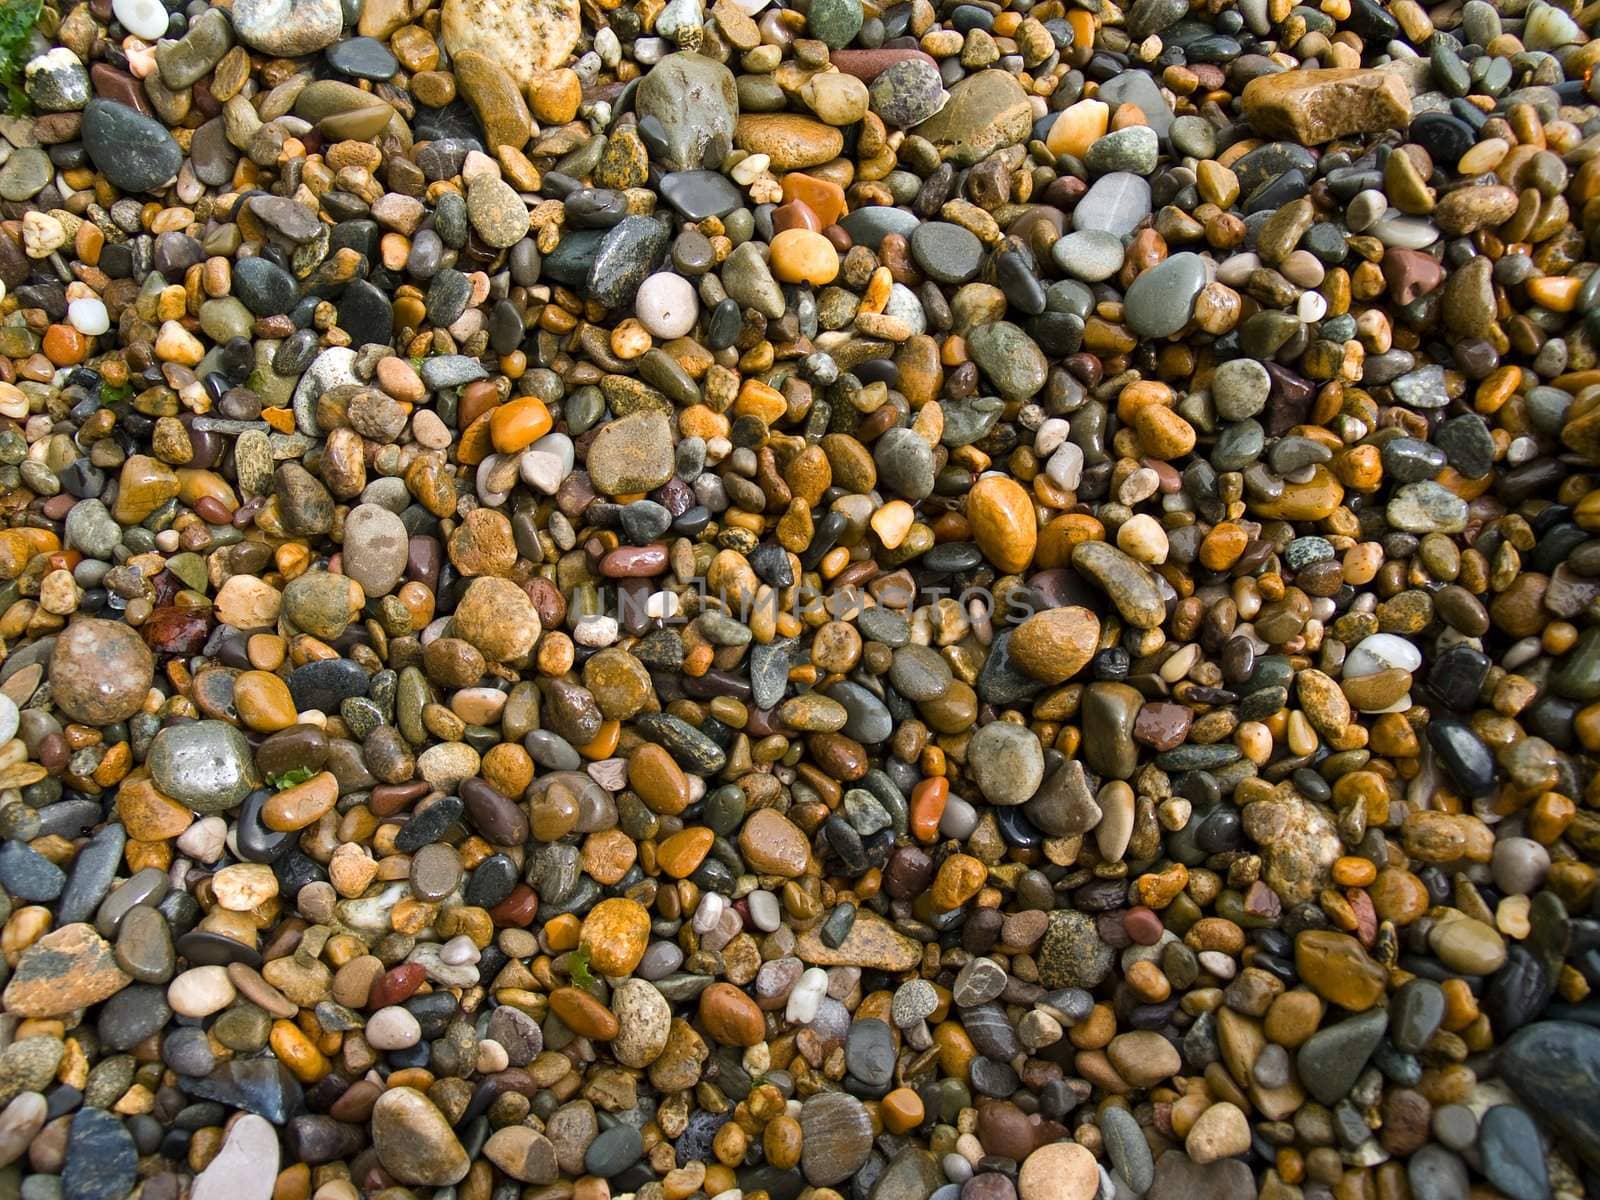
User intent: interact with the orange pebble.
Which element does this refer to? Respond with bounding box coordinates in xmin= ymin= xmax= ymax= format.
xmin=42 ymin=325 xmax=88 ymax=366
xmin=910 ymin=777 xmax=948 ymax=842
xmin=488 ymin=395 xmax=553 ymax=454
xmin=881 ymin=1088 xmax=925 ymax=1134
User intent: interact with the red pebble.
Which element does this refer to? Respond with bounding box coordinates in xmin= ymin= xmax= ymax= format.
xmin=489 ymin=884 xmax=538 ymax=928
xmin=1123 ymin=905 xmax=1165 ymax=946
xmin=367 ymin=963 xmax=426 ymax=1009
xmin=194 ymin=495 xmax=233 ymax=524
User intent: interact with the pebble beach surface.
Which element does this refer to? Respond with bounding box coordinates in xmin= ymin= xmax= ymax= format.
xmin=0 ymin=0 xmax=1599 ymax=1196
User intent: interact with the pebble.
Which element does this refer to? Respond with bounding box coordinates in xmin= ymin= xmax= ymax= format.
xmin=0 ymin=2 xmax=1597 ymax=1198
xmin=191 ymin=1115 xmax=279 ymax=1200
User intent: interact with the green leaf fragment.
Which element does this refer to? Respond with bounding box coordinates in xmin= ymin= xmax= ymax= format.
xmin=0 ymin=0 xmax=44 ymax=116
xmin=569 ymin=944 xmax=594 ymax=988
xmin=270 ymin=765 xmax=316 ymax=790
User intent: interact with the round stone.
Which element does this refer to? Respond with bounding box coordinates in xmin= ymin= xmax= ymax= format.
xmin=636 ymin=272 xmax=698 ymax=338
xmin=1018 ymin=1142 xmax=1099 ymax=1200
xmin=49 ymin=618 xmax=154 ymax=724
xmin=967 ymin=721 xmax=1044 ymax=805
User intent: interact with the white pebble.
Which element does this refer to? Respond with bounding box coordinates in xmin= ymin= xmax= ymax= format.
xmin=747 ymin=890 xmax=781 ymax=932
xmin=884 ymin=283 xmax=926 ymax=335
xmin=1198 ymin=950 xmax=1237 ymax=980
xmin=635 ymin=272 xmax=698 ymax=340
xmin=1215 ymin=252 xmax=1261 ymax=287
xmin=460 ymin=150 xmax=500 ymax=183
xmin=939 ymin=795 xmax=978 ymax=839
xmin=730 ymin=153 xmax=769 ymax=186
xmin=786 ymin=966 xmax=829 ymax=1024
xmin=1502 ymin=637 xmax=1541 ymax=670
xmin=693 ymin=892 xmax=726 ymax=934
xmin=1045 ymin=440 xmax=1084 ymax=489
xmin=168 ymin=965 xmax=236 ymax=1018
xmin=67 ymin=298 xmax=109 ymax=337
xmin=1507 ymin=436 xmax=1539 ymax=465
xmin=1034 ymin=418 xmax=1070 ymax=458
xmin=440 ymin=934 xmax=481 ymax=965
xmin=366 ymin=1006 xmax=422 ymax=1050
xmin=1345 ymin=189 xmax=1388 ymax=233
xmin=475 ymin=455 xmax=511 ymax=507
xmin=646 ymin=590 xmax=681 ymax=619
xmin=113 ymin=0 xmax=169 ymax=38
xmin=594 ymin=27 xmax=621 ymax=66
xmin=1297 ymin=290 xmax=1327 ymax=323
xmin=1117 ymin=513 xmax=1169 ymax=564
xmin=1344 ymin=632 xmax=1422 ymax=678
xmin=0 ymin=694 xmax=16 ymax=747
xmin=518 ymin=432 xmax=574 ymax=494
xmin=177 ymin=816 xmax=228 ymax=863
xmin=573 ymin=615 xmax=619 ymax=647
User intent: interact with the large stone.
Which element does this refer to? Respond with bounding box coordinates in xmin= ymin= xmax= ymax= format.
xmin=1241 ymin=68 xmax=1412 ymax=145
xmin=1500 ymin=1021 xmax=1600 ymax=1168
xmin=146 ymin=720 xmax=259 ymax=813
xmin=869 ymin=1148 xmax=943 ymax=1200
xmin=454 ymin=49 xmax=533 ymax=151
xmin=800 ymin=1092 xmax=873 ymax=1185
xmin=49 ymin=618 xmax=153 ymax=724
xmin=733 ymin=114 xmax=844 ymax=170
xmin=3 ymin=923 xmax=130 ymax=1017
xmin=1146 ymin=1150 xmax=1257 ymax=1200
xmin=1038 ymin=910 xmax=1114 ymax=989
xmin=912 ymin=69 xmax=1031 ymax=165
xmin=192 ymin=1114 xmax=279 ymax=1200
xmin=796 ymin=911 xmax=921 ymax=971
xmin=441 ymin=0 xmax=580 ymax=86
xmin=586 ymin=410 xmax=675 ymax=495
xmin=63 ymin=1109 xmax=136 ymax=1200
xmin=82 ymin=99 xmax=183 ymax=193
xmin=230 ymin=0 xmax=343 ymax=55
xmin=636 ymin=53 xmax=739 ymax=173
xmin=341 ymin=504 xmax=410 ymax=598
xmin=371 ymin=1087 xmax=471 ymax=1185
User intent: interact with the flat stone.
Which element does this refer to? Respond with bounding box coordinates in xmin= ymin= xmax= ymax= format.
xmin=63 ymin=1109 xmax=136 ymax=1200
xmin=967 ymin=721 xmax=1044 ymax=804
xmin=1146 ymin=1150 xmax=1257 ymax=1200
xmin=796 ymin=911 xmax=921 ymax=971
xmin=371 ymin=1087 xmax=471 ymax=1186
xmin=912 ymin=69 xmax=1031 ymax=165
xmin=1296 ymin=1008 xmax=1388 ymax=1105
xmin=82 ymin=99 xmax=182 ymax=193
xmin=659 ymin=170 xmax=744 ymax=219
xmin=1073 ymin=171 xmax=1152 ymax=237
xmin=49 ymin=617 xmax=153 ymax=724
xmin=1125 ymin=252 xmax=1207 ymax=337
xmin=192 ymin=1114 xmax=279 ymax=1200
xmin=1038 ymin=910 xmax=1114 ymax=989
xmin=1241 ymin=67 xmax=1412 ymax=145
xmin=4 ymin=923 xmax=129 ymax=1017
xmin=968 ymin=321 xmax=1047 ymax=401
xmin=231 ymin=0 xmax=344 ymax=55
xmin=588 ymin=409 xmax=675 ymax=494
xmin=801 ymin=1092 xmax=873 ymax=1184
